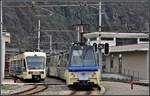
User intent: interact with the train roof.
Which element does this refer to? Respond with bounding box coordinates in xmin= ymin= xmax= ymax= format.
xmin=72 ymin=42 xmax=93 ymax=47
xmin=23 ymin=52 xmax=46 ymax=57
xmin=10 ymin=52 xmax=46 ymax=60
xmin=72 ymin=44 xmax=93 ymax=48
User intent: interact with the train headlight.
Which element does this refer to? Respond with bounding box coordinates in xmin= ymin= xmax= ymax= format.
xmin=92 ymin=72 xmax=96 ymax=77
xmin=70 ymin=73 xmax=76 ymax=78
xmin=28 ymin=71 xmax=33 ymax=74
xmin=40 ymin=71 xmax=44 ymax=74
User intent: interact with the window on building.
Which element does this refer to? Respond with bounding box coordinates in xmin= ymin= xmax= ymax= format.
xmin=101 ymin=37 xmax=113 ymax=41
xmin=116 ymin=38 xmax=137 ymax=46
xmin=102 ymin=55 xmax=106 ymax=72
xmin=90 ymin=37 xmax=97 ymax=41
xmin=110 ymin=54 xmax=114 ymax=68
xmin=140 ymin=38 xmax=149 ymax=42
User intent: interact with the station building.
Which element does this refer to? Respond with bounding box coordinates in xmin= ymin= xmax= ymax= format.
xmin=104 ymin=43 xmax=149 ymax=80
xmin=84 ymin=32 xmax=149 ymax=80
xmin=84 ymin=32 xmax=148 ymax=46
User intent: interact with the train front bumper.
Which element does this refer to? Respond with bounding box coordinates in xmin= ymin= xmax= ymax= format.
xmin=68 ymin=78 xmax=100 ymax=85
xmin=66 ymin=71 xmax=101 ymax=86
xmin=23 ymin=72 xmax=46 ymax=79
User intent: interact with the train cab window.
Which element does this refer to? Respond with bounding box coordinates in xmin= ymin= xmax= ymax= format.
xmin=70 ymin=47 xmax=96 ymax=66
xmin=70 ymin=50 xmax=82 ymax=66
xmin=26 ymin=56 xmax=45 ymax=69
xmin=83 ymin=48 xmax=96 ymax=66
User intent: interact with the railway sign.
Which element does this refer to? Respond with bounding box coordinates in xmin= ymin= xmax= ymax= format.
xmin=98 ymin=43 xmax=104 ymax=49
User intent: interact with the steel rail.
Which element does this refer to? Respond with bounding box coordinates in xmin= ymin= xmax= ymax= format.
xmin=10 ymin=84 xmax=48 ymax=95
xmin=10 ymin=84 xmax=37 ymax=95
xmin=69 ymin=86 xmax=102 ymax=95
xmin=3 ymin=0 xmax=148 ymax=3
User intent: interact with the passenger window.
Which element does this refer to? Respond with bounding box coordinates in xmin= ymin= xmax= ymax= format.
xmin=23 ymin=59 xmax=26 ymax=70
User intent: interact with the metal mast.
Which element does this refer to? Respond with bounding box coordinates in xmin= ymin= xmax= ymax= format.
xmin=99 ymin=0 xmax=102 ymax=70
xmin=99 ymin=0 xmax=102 ymax=32
xmin=0 ymin=0 xmax=4 ymax=80
xmin=49 ymin=34 xmax=52 ymax=54
xmin=37 ymin=19 xmax=40 ymax=51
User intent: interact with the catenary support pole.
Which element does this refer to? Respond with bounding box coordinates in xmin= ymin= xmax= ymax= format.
xmin=49 ymin=34 xmax=52 ymax=54
xmin=37 ymin=19 xmax=41 ymax=51
xmin=77 ymin=26 xmax=80 ymax=42
xmin=99 ymin=0 xmax=102 ymax=70
xmin=0 ymin=0 xmax=5 ymax=80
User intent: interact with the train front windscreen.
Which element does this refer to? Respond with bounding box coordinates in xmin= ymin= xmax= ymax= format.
xmin=26 ymin=56 xmax=45 ymax=70
xmin=70 ymin=47 xmax=97 ymax=66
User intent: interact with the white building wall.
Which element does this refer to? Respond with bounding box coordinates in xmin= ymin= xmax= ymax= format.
xmin=105 ymin=51 xmax=148 ymax=80
xmin=88 ymin=39 xmax=115 ymax=46
xmin=84 ymin=32 xmax=148 ymax=46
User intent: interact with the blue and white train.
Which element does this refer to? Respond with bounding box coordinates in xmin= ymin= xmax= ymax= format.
xmin=48 ymin=43 xmax=101 ymax=87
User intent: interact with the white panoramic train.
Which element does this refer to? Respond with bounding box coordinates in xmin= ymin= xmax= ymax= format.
xmin=9 ymin=52 xmax=46 ymax=81
xmin=48 ymin=43 xmax=101 ymax=87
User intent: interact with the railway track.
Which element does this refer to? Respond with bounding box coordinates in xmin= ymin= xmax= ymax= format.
xmin=10 ymin=84 xmax=48 ymax=95
xmin=9 ymin=76 xmax=103 ymax=95
xmin=9 ymin=84 xmax=102 ymax=95
xmin=46 ymin=76 xmax=102 ymax=95
xmin=69 ymin=87 xmax=101 ymax=95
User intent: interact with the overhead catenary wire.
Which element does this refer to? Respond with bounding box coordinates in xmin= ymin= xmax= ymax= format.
xmin=3 ymin=0 xmax=148 ymax=3
xmin=2 ymin=0 xmax=148 ymax=8
xmin=3 ymin=3 xmax=148 ymax=8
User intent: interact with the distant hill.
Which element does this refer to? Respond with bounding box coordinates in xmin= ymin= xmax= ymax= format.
xmin=4 ymin=1 xmax=149 ymax=52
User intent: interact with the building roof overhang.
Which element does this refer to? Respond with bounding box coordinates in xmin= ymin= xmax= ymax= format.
xmin=84 ymin=32 xmax=149 ymax=39
xmin=103 ymin=43 xmax=149 ymax=53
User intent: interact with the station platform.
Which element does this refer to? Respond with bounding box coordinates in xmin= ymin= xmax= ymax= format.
xmin=1 ymin=79 xmax=24 ymax=85
xmin=102 ymin=73 xmax=130 ymax=80
xmin=102 ymin=73 xmax=149 ymax=86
